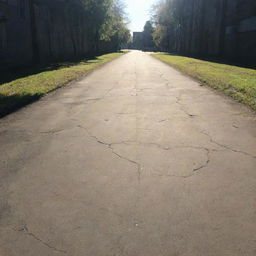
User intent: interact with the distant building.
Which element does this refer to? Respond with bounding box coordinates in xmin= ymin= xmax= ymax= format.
xmin=133 ymin=32 xmax=143 ymax=50
xmin=132 ymin=23 xmax=155 ymax=51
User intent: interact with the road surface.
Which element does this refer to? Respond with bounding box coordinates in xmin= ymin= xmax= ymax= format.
xmin=0 ymin=51 xmax=256 ymax=256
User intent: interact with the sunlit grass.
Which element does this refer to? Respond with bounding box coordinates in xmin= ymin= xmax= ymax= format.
xmin=0 ymin=52 xmax=125 ymax=117
xmin=152 ymin=53 xmax=256 ymax=110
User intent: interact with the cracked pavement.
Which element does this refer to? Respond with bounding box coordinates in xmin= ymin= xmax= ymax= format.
xmin=0 ymin=50 xmax=256 ymax=255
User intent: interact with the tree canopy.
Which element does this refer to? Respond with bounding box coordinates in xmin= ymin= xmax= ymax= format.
xmin=79 ymin=0 xmax=130 ymax=51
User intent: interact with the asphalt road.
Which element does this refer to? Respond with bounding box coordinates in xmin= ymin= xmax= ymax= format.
xmin=0 ymin=51 xmax=256 ymax=256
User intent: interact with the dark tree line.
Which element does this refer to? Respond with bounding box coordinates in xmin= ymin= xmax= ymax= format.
xmin=150 ymin=0 xmax=228 ymax=57
xmin=0 ymin=0 xmax=131 ymax=68
xmin=145 ymin=0 xmax=256 ymax=63
xmin=30 ymin=0 xmax=131 ymax=62
xmin=142 ymin=21 xmax=155 ymax=51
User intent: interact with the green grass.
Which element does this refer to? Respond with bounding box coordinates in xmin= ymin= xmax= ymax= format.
xmin=0 ymin=52 xmax=125 ymax=117
xmin=152 ymin=53 xmax=256 ymax=110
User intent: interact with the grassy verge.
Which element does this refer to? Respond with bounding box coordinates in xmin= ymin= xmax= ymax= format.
xmin=152 ymin=53 xmax=256 ymax=110
xmin=0 ymin=52 xmax=125 ymax=117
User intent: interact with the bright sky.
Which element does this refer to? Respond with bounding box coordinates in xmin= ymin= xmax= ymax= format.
xmin=125 ymin=0 xmax=156 ymax=32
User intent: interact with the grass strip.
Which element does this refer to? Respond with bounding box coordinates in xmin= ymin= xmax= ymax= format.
xmin=152 ymin=53 xmax=256 ymax=110
xmin=0 ymin=52 xmax=125 ymax=117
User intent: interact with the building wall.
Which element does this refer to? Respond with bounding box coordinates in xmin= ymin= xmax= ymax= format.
xmin=133 ymin=32 xmax=143 ymax=50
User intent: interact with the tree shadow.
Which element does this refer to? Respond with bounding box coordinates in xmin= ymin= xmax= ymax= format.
xmin=0 ymin=51 xmax=125 ymax=118
xmin=0 ymin=93 xmax=42 ymax=118
xmin=0 ymin=55 xmax=103 ymax=117
xmin=0 ymin=55 xmax=99 ymax=86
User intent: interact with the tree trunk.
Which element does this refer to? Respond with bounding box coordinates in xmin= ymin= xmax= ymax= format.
xmin=28 ymin=0 xmax=39 ymax=64
xmin=219 ymin=0 xmax=228 ymax=57
xmin=188 ymin=0 xmax=195 ymax=55
xmin=199 ymin=0 xmax=207 ymax=56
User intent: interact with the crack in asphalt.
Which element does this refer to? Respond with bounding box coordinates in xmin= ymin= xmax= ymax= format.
xmin=15 ymin=225 xmax=67 ymax=254
xmin=110 ymin=149 xmax=142 ymax=183
xmin=76 ymin=124 xmax=213 ymax=180
xmin=192 ymin=148 xmax=211 ymax=172
xmin=154 ymin=60 xmax=236 ymax=110
xmin=175 ymin=95 xmax=199 ymax=118
xmin=78 ymin=79 xmax=121 ymax=107
xmin=40 ymin=129 xmax=66 ymax=135
xmin=151 ymin=148 xmax=211 ymax=178
xmin=201 ymin=130 xmax=256 ymax=159
xmin=2 ymin=51 xmax=256 ymax=256
xmin=140 ymin=142 xmax=213 ymax=153
xmin=141 ymin=143 xmax=212 ymax=177
xmin=77 ymin=124 xmax=141 ymax=183
xmin=51 ymin=61 xmax=254 ymax=183
xmin=85 ymin=98 xmax=102 ymax=102
xmin=75 ymin=67 xmax=143 ymax=183
xmin=156 ymin=70 xmax=175 ymax=90
xmin=116 ymin=112 xmax=136 ymax=115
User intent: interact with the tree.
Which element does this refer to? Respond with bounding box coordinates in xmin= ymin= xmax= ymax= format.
xmin=28 ymin=0 xmax=39 ymax=63
xmin=151 ymin=0 xmax=175 ymax=51
xmin=150 ymin=0 xmax=228 ymax=57
xmin=99 ymin=0 xmax=131 ymax=50
xmin=142 ymin=21 xmax=155 ymax=50
xmin=152 ymin=25 xmax=168 ymax=50
xmin=27 ymin=0 xmax=130 ymax=64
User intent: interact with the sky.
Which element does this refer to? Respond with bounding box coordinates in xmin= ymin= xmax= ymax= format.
xmin=125 ymin=0 xmax=156 ymax=32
